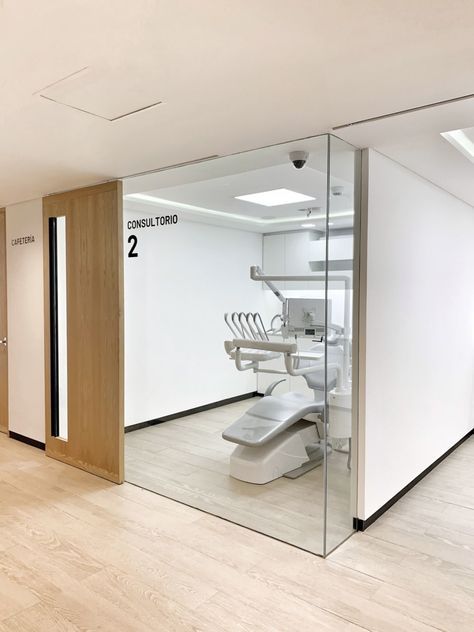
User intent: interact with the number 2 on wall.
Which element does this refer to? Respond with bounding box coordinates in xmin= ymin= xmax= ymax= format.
xmin=128 ymin=235 xmax=138 ymax=258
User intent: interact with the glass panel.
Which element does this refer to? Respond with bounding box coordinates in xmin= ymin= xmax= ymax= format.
xmin=123 ymin=133 xmax=357 ymax=556
xmin=324 ymin=135 xmax=358 ymax=554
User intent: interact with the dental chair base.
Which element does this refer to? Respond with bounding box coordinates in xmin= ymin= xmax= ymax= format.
xmin=229 ymin=422 xmax=319 ymax=484
xmin=283 ymin=440 xmax=326 ymax=479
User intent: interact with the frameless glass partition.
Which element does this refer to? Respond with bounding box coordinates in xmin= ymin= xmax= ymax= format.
xmin=325 ymin=136 xmax=358 ymax=554
xmin=123 ymin=134 xmax=359 ymax=555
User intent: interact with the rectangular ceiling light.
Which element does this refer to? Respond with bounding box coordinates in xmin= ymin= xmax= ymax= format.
xmin=440 ymin=129 xmax=474 ymax=163
xmin=235 ymin=188 xmax=315 ymax=207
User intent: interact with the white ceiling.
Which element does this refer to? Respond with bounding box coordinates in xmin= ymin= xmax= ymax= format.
xmin=337 ymin=99 xmax=474 ymax=206
xmin=124 ymin=135 xmax=355 ymax=233
xmin=2 ymin=1 xmax=474 ymax=207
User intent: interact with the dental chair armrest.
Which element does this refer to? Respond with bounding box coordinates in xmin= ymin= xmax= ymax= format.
xmin=224 ymin=340 xmax=235 ymax=355
xmin=284 ymin=356 xmax=322 ymax=377
xmin=232 ymin=338 xmax=297 ymax=354
xmin=283 ymin=357 xmax=339 ymax=378
xmin=225 ymin=340 xmax=281 ymax=362
xmin=291 ymin=351 xmax=323 ymax=361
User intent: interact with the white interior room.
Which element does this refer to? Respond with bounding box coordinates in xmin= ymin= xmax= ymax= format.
xmin=4 ymin=112 xmax=474 ymax=560
xmin=121 ymin=111 xmax=474 ymax=556
xmin=2 ymin=4 xmax=474 ymax=628
xmin=122 ymin=135 xmax=358 ymax=556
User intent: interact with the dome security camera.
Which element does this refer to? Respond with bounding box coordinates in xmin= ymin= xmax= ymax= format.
xmin=289 ymin=151 xmax=309 ymax=170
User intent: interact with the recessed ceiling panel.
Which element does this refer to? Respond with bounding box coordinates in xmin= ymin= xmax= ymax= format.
xmin=4 ymin=1 xmax=474 ymax=205
xmin=124 ymin=158 xmax=355 ymax=234
xmin=38 ymin=66 xmax=163 ymax=121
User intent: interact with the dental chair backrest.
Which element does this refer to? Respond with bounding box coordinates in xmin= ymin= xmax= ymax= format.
xmin=299 ymin=343 xmax=344 ymax=396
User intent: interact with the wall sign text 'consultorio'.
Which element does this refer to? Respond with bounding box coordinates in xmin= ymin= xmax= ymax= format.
xmin=127 ymin=214 xmax=178 ymax=258
xmin=11 ymin=235 xmax=35 ymax=246
xmin=127 ymin=215 xmax=178 ymax=230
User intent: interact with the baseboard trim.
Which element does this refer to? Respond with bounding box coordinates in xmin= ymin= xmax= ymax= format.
xmin=354 ymin=427 xmax=474 ymax=531
xmin=9 ymin=431 xmax=46 ymax=451
xmin=125 ymin=391 xmax=259 ymax=433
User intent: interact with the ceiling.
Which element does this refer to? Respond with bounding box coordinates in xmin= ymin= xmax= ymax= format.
xmin=2 ymin=1 xmax=474 ymax=207
xmin=124 ymin=134 xmax=355 ymax=233
xmin=337 ymin=99 xmax=474 ymax=206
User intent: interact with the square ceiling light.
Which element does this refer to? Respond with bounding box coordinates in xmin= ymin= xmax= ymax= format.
xmin=441 ymin=128 xmax=474 ymax=163
xmin=235 ymin=188 xmax=315 ymax=207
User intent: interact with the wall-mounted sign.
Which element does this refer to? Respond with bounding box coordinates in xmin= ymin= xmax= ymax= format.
xmin=126 ymin=215 xmax=178 ymax=230
xmin=126 ymin=214 xmax=179 ymax=258
xmin=11 ymin=235 xmax=35 ymax=246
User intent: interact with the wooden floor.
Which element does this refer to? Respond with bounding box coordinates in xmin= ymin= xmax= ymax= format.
xmin=125 ymin=398 xmax=353 ymax=554
xmin=0 ymin=433 xmax=473 ymax=631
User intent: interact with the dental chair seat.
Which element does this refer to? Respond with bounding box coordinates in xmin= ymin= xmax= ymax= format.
xmin=222 ymin=392 xmax=324 ymax=447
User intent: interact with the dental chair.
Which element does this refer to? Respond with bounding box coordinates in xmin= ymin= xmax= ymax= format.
xmin=222 ymin=266 xmax=352 ymax=485
xmin=222 ymin=312 xmax=345 ymax=484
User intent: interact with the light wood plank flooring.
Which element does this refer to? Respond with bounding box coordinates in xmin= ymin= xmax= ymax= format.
xmin=0 ymin=433 xmax=473 ymax=631
xmin=125 ymin=398 xmax=354 ymax=554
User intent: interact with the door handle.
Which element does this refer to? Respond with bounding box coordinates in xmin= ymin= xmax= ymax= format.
xmin=0 ymin=337 xmax=6 ymax=347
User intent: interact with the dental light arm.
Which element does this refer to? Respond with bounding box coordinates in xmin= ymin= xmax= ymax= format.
xmin=250 ymin=265 xmax=351 ymax=335
xmin=250 ymin=266 xmax=352 ymax=392
xmin=254 ymin=269 xmax=286 ymax=304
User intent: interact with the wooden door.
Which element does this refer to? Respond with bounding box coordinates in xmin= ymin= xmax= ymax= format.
xmin=0 ymin=209 xmax=7 ymax=434
xmin=43 ymin=182 xmax=124 ymax=482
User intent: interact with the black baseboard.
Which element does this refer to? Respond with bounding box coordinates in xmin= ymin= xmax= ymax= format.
xmin=354 ymin=427 xmax=474 ymax=531
xmin=9 ymin=431 xmax=45 ymax=451
xmin=125 ymin=391 xmax=259 ymax=433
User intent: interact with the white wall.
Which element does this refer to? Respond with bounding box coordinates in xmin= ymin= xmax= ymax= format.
xmin=6 ymin=199 xmax=45 ymax=443
xmin=361 ymin=150 xmax=474 ymax=519
xmin=124 ymin=210 xmax=264 ymax=426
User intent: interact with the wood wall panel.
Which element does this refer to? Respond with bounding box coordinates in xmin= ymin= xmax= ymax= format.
xmin=43 ymin=182 xmax=124 ymax=483
xmin=0 ymin=209 xmax=7 ymax=434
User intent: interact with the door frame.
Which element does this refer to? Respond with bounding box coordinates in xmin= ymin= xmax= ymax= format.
xmin=0 ymin=208 xmax=7 ymax=434
xmin=43 ymin=182 xmax=124 ymax=482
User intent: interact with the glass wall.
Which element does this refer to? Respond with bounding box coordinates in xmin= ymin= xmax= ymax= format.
xmin=123 ymin=134 xmax=359 ymax=556
xmin=325 ymin=136 xmax=359 ymax=555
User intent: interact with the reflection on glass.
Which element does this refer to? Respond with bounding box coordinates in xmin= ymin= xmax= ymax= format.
xmin=325 ymin=136 xmax=358 ymax=554
xmin=123 ymin=134 xmax=358 ymax=556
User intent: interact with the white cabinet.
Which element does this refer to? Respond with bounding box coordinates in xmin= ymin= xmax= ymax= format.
xmin=329 ymin=234 xmax=354 ymax=260
xmin=263 ymin=231 xmax=316 ymax=289
xmin=263 ymin=234 xmax=285 ymax=276
xmin=284 ymin=232 xmax=312 ymax=289
xmin=309 ymin=234 xmax=353 ymax=271
xmin=264 ymin=231 xmax=354 ymax=279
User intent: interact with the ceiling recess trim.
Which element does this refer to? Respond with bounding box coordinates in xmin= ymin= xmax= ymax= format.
xmin=125 ymin=193 xmax=354 ymax=225
xmin=33 ymin=66 xmax=90 ymax=95
xmin=39 ymin=94 xmax=163 ymax=122
xmin=333 ymin=93 xmax=474 ymax=130
xmin=122 ymin=155 xmax=221 ymax=180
